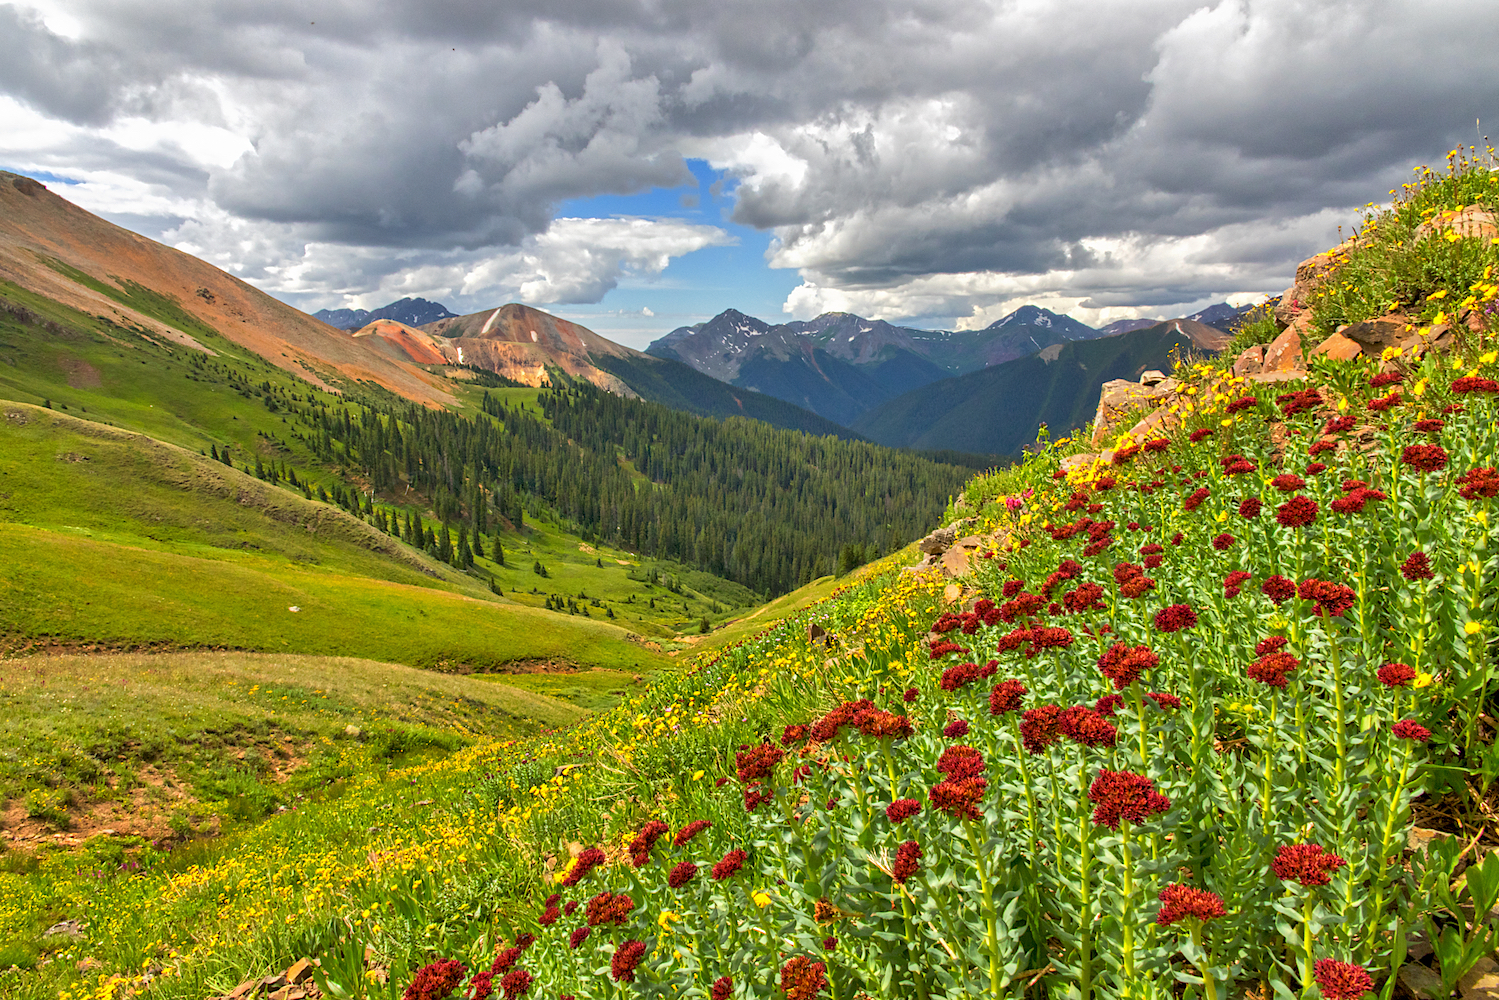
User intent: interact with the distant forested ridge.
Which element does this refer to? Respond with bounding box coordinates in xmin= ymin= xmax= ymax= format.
xmin=296 ymin=381 xmax=972 ymax=595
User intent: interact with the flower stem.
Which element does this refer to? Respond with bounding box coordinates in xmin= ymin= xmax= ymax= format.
xmin=963 ymin=819 xmax=1004 ymax=998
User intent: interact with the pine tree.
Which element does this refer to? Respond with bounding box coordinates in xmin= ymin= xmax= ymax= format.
xmin=491 ymin=531 xmax=505 ymax=566
xmin=438 ymin=524 xmax=453 ymax=563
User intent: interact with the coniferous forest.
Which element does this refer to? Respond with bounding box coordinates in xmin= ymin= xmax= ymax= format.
xmin=288 ymin=376 xmax=976 ymax=595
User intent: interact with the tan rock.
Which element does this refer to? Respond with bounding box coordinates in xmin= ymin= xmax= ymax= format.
xmin=1140 ymin=369 xmax=1167 ymax=386
xmin=1398 ymin=962 xmax=1446 ymax=999
xmin=1460 ymin=955 xmax=1499 ymax=999
xmin=918 ymin=526 xmax=957 ymax=556
xmin=939 ymin=545 xmax=970 ymax=578
xmin=1232 ymin=345 xmax=1265 ymax=376
xmin=1309 ymin=332 xmax=1362 ymax=361
xmin=1342 ymin=313 xmax=1411 ymax=352
xmin=1125 ymin=407 xmax=1177 ymax=444
xmin=1262 ymin=327 xmax=1305 ymax=373
xmin=1090 ymin=379 xmax=1163 ymax=447
xmin=1272 ymin=242 xmax=1351 ymax=328
xmin=1060 ymin=452 xmax=1100 ymax=473
xmin=1417 ymin=205 xmax=1499 ymax=242
xmin=1247 ymin=370 xmax=1306 ymax=385
xmin=286 ymin=959 xmax=314 ymax=985
xmin=942 ymin=583 xmax=962 ymax=604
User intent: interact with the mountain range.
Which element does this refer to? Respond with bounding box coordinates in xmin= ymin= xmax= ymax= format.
xmin=313 ymin=297 xmax=457 ymax=329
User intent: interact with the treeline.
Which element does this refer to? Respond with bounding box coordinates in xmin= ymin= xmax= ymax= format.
xmin=286 ymin=381 xmax=969 ymax=595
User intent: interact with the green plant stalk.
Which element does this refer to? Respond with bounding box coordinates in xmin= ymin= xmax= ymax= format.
xmin=963 ymin=818 xmax=1005 ymax=999
xmin=1118 ymin=823 xmax=1138 ymax=997
xmin=882 ymin=744 xmax=929 ymax=1000
xmin=1329 ymin=630 xmax=1347 ymax=792
xmin=1189 ymin=920 xmax=1220 ymax=1000
xmin=1363 ymin=737 xmax=1416 ymax=962
xmin=1077 ymin=768 xmax=1096 ymax=1000
xmin=1300 ymin=893 xmax=1317 ymax=999
xmin=1131 ymin=685 xmax=1149 ymax=765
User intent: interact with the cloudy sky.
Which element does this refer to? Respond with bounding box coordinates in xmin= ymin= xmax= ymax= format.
xmin=3 ymin=0 xmax=1497 ymax=347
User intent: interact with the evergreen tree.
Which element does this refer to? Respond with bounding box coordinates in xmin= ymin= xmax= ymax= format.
xmin=491 ymin=531 xmax=505 ymax=566
xmin=438 ymin=524 xmax=453 ymax=563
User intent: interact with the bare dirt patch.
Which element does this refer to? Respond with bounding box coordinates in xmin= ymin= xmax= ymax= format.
xmin=57 ymin=355 xmax=102 ymax=388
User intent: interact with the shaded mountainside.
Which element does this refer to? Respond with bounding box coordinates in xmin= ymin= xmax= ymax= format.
xmin=314 ymin=296 xmax=457 ymax=330
xmin=851 ymin=322 xmax=1225 ymax=456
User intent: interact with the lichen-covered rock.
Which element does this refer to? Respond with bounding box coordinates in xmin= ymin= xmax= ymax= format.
xmin=1262 ymin=326 xmax=1305 ymax=373
xmin=1415 ymin=205 xmax=1498 ymax=242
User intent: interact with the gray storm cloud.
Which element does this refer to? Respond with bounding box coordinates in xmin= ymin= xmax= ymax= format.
xmin=1 ymin=0 xmax=1496 ymax=321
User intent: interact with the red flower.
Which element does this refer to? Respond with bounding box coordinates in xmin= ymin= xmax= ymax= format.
xmin=936 ymin=745 xmax=986 ymax=780
xmin=743 ymin=784 xmax=773 ymax=812
xmin=537 ymin=906 xmax=560 ymax=927
xmin=1401 ymin=551 xmax=1434 ymax=580
xmin=736 ymin=743 xmax=784 ymax=783
xmin=1277 ymin=389 xmax=1322 ymax=416
xmin=1095 ymin=694 xmax=1125 ymax=717
xmin=903 ymin=687 xmax=919 ymax=703
xmin=930 ymin=776 xmax=987 ymax=820
xmin=1261 ymin=575 xmax=1296 ymax=603
xmin=711 ymin=849 xmax=747 ymax=880
xmin=1401 ymin=444 xmax=1449 ymax=472
xmin=1212 ymin=532 xmax=1235 ymax=550
xmin=1458 ymin=467 xmax=1499 ymax=499
xmin=886 ymin=798 xmax=922 ymax=822
xmin=1063 ymin=581 xmax=1107 ymax=613
xmin=1020 ymin=704 xmax=1063 ymax=754
xmin=610 ymin=940 xmax=647 ymax=983
xmin=711 ymin=977 xmax=733 ymax=1000
xmin=563 ymin=900 xmax=579 ymax=916
xmin=1272 ymin=843 xmax=1347 ymax=886
xmin=1239 ymin=497 xmax=1263 ymax=518
xmin=1324 ymin=415 xmax=1356 ymax=434
xmin=1088 ymin=769 xmax=1170 ymax=829
xmin=1271 ymin=473 xmax=1306 ymax=492
xmin=780 ymin=957 xmax=827 ymax=1000
xmin=629 ymin=820 xmax=670 ymax=866
xmin=499 ymin=969 xmax=533 ymax=1000
xmin=585 ymin=892 xmax=634 ymax=927
xmin=1170 ymin=532 xmax=1184 ymax=545
xmin=1224 ymin=570 xmax=1252 ymax=598
xmin=1146 ymin=691 xmax=1182 ymax=710
xmin=928 ymin=639 xmax=970 ymax=659
xmin=856 ymin=709 xmax=915 ymax=740
xmin=1305 ymin=461 xmax=1327 ymax=475
xmin=809 ymin=699 xmax=875 ymax=741
xmin=1143 ymin=438 xmax=1170 ymax=453
xmin=1308 ymin=440 xmax=1336 ymax=455
xmin=1002 ymin=579 xmax=1026 ymax=598
xmin=1298 ymin=579 xmax=1356 ymax=617
xmin=1153 ymin=603 xmax=1198 ymax=633
xmin=1378 ymin=662 xmax=1416 ymax=687
xmin=1143 ymin=553 xmax=1164 ymax=569
xmin=1367 ymin=391 xmax=1402 ymax=412
xmin=1414 ymin=418 xmax=1445 ymax=433
xmin=1225 ymin=395 xmax=1257 ymax=413
xmin=1276 ymin=495 xmax=1319 ymax=527
xmin=560 ymin=847 xmax=606 ymax=887
xmin=781 ymin=724 xmax=810 ymax=746
xmin=1155 ymin=883 xmax=1227 ymax=925
xmin=1392 ymin=719 xmax=1432 ymax=742
xmin=1183 ymin=487 xmax=1211 ymax=512
xmin=1330 ymin=487 xmax=1385 ymax=514
xmin=989 ymin=679 xmax=1027 ymax=715
xmin=1058 ymin=706 xmax=1118 ymax=748
xmin=1190 ymin=428 xmax=1215 ymax=442
xmin=1097 ymin=642 xmax=1159 ymax=690
xmin=892 ymin=840 xmax=922 ymax=883
xmin=1247 ymin=651 xmax=1300 ymax=688
xmin=1369 ymin=372 xmax=1403 ymax=388
xmin=1223 ymin=458 xmax=1257 ymax=475
xmin=674 ymin=820 xmax=712 ymax=847
xmin=568 ymin=926 xmax=590 ymax=950
xmin=941 ymin=660 xmax=989 ymax=692
xmin=667 ymin=862 xmax=698 ymax=888
xmin=402 ymin=960 xmax=467 ymax=1000
xmin=942 ymin=718 xmax=970 ymax=738
xmin=1453 ymin=376 xmax=1499 ymax=393
xmin=1313 ymin=959 xmax=1374 ymax=1000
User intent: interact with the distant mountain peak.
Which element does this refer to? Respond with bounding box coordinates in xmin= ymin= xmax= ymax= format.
xmin=315 ymin=296 xmax=457 ymax=331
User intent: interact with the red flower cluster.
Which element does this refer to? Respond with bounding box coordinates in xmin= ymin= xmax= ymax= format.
xmin=988 ymin=679 xmax=1027 ymax=715
xmin=1153 ymin=603 xmax=1198 ymax=633
xmin=1058 ymin=705 xmax=1118 ymax=748
xmin=1276 ymin=495 xmax=1319 ymax=527
xmin=1255 ymin=635 xmax=1287 ymax=656
xmin=1308 ymin=440 xmax=1337 ymax=455
xmin=1367 ymin=391 xmax=1402 ymax=412
xmin=1224 ymin=570 xmax=1252 ymax=598
xmin=1369 ymin=371 xmax=1403 ymax=388
xmin=1248 ymin=651 xmax=1300 ymax=688
xmin=1261 ymin=575 xmax=1296 ymax=603
xmin=610 ymin=940 xmax=647 ymax=983
xmin=1377 ymin=662 xmax=1416 ymax=688
xmin=711 ymin=977 xmax=733 ymax=1000
xmin=1143 ymin=437 xmax=1170 ymax=452
xmin=711 ymin=849 xmax=748 ymax=881
xmin=942 ymin=718 xmax=970 ymax=738
xmin=1414 ymin=418 xmax=1445 ymax=433
xmin=941 ymin=659 xmax=997 ymax=691
xmin=1020 ymin=705 xmax=1062 ymax=754
xmin=1401 ymin=550 xmax=1434 ymax=581
xmin=930 ymin=775 xmax=987 ymax=821
xmin=1313 ymin=960 xmax=1374 ymax=1000
xmin=586 ymin=892 xmax=635 ymax=927
xmin=936 ymin=744 xmax=987 ymax=777
xmin=1324 ymin=414 xmax=1356 ymax=434
xmin=628 ymin=820 xmax=670 ymax=867
xmin=1392 ymin=719 xmax=1432 ymax=742
xmin=892 ymin=840 xmax=922 ymax=883
xmin=1041 ymin=559 xmax=1084 ymax=595
xmin=1097 ymin=642 xmax=1160 ymax=690
xmin=1305 ymin=461 xmax=1327 ymax=475
xmin=1239 ymin=497 xmax=1263 ymax=518
xmin=1222 ymin=455 xmax=1258 ymax=475
xmin=1183 ymin=487 xmax=1211 ymax=512
xmin=666 ymin=862 xmax=698 ymax=888
xmin=1459 ymin=467 xmax=1499 ymax=499
xmin=1299 ymin=578 xmax=1356 ymax=617
xmin=1212 ymin=532 xmax=1236 ymax=550
xmin=1088 ymin=769 xmax=1170 ymax=829
xmin=568 ymin=927 xmax=590 ymax=950
xmin=1453 ymin=376 xmax=1499 ymax=393
xmin=735 ymin=743 xmax=784 ymax=784
xmin=1225 ymin=395 xmax=1258 ymax=413
xmin=928 ymin=639 xmax=970 ymax=659
xmin=1271 ymin=843 xmax=1347 ymax=886
xmin=1277 ymin=388 xmax=1322 ymax=415
xmin=1190 ymin=428 xmax=1215 ymax=442
xmin=886 ymin=798 xmax=922 ymax=822
xmin=1402 ymin=443 xmax=1449 ymax=472
xmin=903 ymin=687 xmax=919 ymax=703
xmin=1271 ymin=473 xmax=1306 ymax=492
xmin=499 ymin=969 xmax=533 ymax=1000
xmin=781 ymin=724 xmax=810 ymax=746
xmin=1330 ymin=484 xmax=1386 ymax=514
xmin=809 ymin=699 xmax=875 ymax=741
xmin=1147 ymin=691 xmax=1183 ymax=710
xmin=1095 ymin=694 xmax=1124 ymax=717
xmin=780 ymin=957 xmax=827 ymax=1000
xmin=1155 ymin=884 xmax=1227 ymax=925
xmin=402 ymin=960 xmax=468 ymax=1000
xmin=560 ymin=847 xmax=606 ymax=887
xmin=743 ymin=785 xmax=773 ymax=812
xmin=1063 ymin=581 xmax=1107 ymax=612
xmin=1000 ymin=591 xmax=1048 ymax=622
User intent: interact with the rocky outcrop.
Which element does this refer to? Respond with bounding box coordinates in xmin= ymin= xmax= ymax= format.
xmin=1415 ymin=206 xmax=1498 ymax=242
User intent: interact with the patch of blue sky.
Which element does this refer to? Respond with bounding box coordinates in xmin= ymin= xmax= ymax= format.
xmin=2 ymin=167 xmax=81 ymax=185
xmin=551 ymin=159 xmax=799 ymax=348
